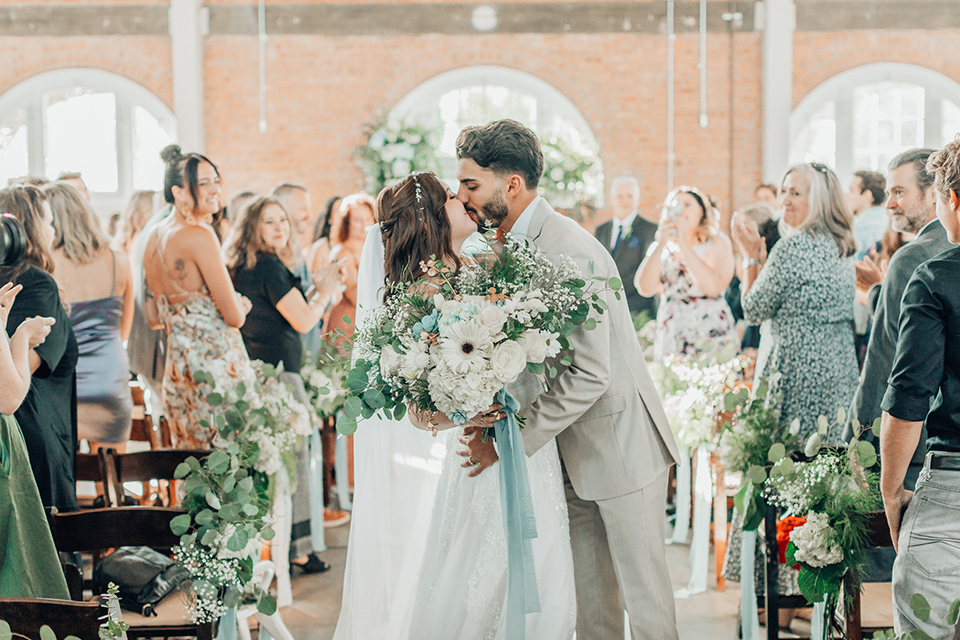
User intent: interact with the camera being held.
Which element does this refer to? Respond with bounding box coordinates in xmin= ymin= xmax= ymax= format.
xmin=0 ymin=213 xmax=26 ymax=267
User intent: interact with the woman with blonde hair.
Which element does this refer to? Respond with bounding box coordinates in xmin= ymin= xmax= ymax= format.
xmin=732 ymin=162 xmax=858 ymax=436
xmin=45 ymin=182 xmax=135 ymax=453
xmin=114 ymin=190 xmax=157 ymax=261
xmin=635 ymin=185 xmax=738 ymax=361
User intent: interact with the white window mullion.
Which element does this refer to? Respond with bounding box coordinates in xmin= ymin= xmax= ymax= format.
xmin=116 ymin=97 xmax=134 ymax=202
xmin=26 ymin=100 xmax=45 ymax=178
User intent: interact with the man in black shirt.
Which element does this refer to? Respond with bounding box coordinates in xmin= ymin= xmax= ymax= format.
xmin=880 ymin=139 xmax=960 ymax=639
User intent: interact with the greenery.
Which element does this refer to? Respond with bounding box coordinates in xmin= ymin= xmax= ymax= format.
xmin=171 ymin=363 xmax=311 ymax=623
xmin=540 ymin=136 xmax=602 ymax=209
xmin=0 ymin=583 xmax=128 ymax=640
xmin=354 ymin=117 xmax=441 ymax=194
xmin=870 ymin=595 xmax=960 ymax=639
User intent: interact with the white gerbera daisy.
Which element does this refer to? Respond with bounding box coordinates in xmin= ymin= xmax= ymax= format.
xmin=439 ymin=319 xmax=493 ymax=373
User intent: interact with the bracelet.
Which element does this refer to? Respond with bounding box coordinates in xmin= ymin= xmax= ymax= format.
xmin=741 ymin=257 xmax=759 ymax=270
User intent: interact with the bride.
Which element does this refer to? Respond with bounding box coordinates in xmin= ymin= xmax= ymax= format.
xmin=340 ymin=171 xmax=576 ymax=639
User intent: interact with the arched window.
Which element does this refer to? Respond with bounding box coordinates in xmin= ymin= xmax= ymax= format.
xmin=0 ymin=69 xmax=176 ymax=214
xmin=390 ymin=66 xmax=604 ymax=207
xmin=790 ymin=64 xmax=960 ymax=183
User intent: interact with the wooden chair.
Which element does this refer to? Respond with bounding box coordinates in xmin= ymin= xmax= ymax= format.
xmin=46 ymin=507 xmax=214 ymax=640
xmin=75 ymin=449 xmax=115 ymax=508
xmin=106 ymin=448 xmax=209 ymax=507
xmin=842 ymin=511 xmax=895 ymax=640
xmin=0 ymin=598 xmax=102 ymax=640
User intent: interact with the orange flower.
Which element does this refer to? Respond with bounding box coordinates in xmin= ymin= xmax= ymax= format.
xmin=776 ymin=515 xmax=807 ymax=567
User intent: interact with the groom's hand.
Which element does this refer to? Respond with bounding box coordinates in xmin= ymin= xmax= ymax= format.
xmin=458 ymin=426 xmax=499 ymax=477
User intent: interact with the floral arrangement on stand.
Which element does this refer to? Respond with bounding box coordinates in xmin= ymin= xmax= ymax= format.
xmin=354 ymin=117 xmax=441 ymax=195
xmin=170 ymin=362 xmax=312 ymax=625
xmin=764 ymin=412 xmax=882 ymax=635
xmin=336 ymin=236 xmax=621 ymax=434
xmin=301 ymin=341 xmax=350 ymax=422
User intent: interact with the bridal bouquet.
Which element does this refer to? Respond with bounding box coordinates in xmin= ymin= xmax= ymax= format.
xmin=337 ymin=236 xmax=621 ymax=435
xmin=171 ymin=362 xmax=312 ymax=624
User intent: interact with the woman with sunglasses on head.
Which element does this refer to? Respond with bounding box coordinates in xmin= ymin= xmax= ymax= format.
xmin=635 ymin=186 xmax=738 ymax=362
xmin=732 ymin=162 xmax=858 ymax=439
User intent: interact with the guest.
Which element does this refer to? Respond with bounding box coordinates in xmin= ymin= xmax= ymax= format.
xmin=309 ymin=195 xmax=341 ymax=276
xmin=635 ymin=186 xmax=737 ymax=362
xmin=127 ymin=146 xmax=178 ymax=413
xmin=45 ymin=182 xmax=134 ymax=454
xmin=224 ymin=195 xmax=343 ymax=570
xmin=7 ymin=176 xmax=49 ymax=188
xmin=725 ymin=203 xmax=780 ymax=353
xmin=0 ymin=281 xmax=69 ymax=599
xmin=325 ymin=193 xmax=376 ymax=348
xmin=226 ymin=190 xmax=258 ymax=227
xmin=142 ymin=147 xmax=255 ymax=448
xmin=880 ymin=138 xmax=960 ymax=640
xmin=114 ymin=190 xmax=157 ymax=266
xmin=732 ymin=162 xmax=858 ymax=436
xmin=56 ymin=172 xmax=89 ymax=201
xmin=594 ymin=177 xmax=659 ymax=320
xmin=0 ymin=185 xmax=79 ymax=511
xmin=848 ymin=170 xmax=888 ymax=258
xmin=754 ymin=183 xmax=778 ymax=208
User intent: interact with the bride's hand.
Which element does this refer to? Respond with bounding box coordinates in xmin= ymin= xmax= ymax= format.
xmin=458 ymin=426 xmax=499 ymax=477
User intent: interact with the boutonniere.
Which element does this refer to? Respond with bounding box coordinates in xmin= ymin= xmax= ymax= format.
xmin=619 ymin=225 xmax=633 ymax=241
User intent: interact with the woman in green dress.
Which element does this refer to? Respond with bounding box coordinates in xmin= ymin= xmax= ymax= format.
xmin=0 ymin=278 xmax=69 ymax=598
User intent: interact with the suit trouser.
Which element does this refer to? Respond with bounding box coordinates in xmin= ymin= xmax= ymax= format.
xmin=565 ymin=467 xmax=679 ymax=640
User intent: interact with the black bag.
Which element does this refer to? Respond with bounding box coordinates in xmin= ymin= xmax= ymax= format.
xmin=93 ymin=546 xmax=190 ymax=616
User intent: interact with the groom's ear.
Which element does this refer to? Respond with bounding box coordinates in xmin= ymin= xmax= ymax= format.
xmin=504 ymin=173 xmax=526 ymax=197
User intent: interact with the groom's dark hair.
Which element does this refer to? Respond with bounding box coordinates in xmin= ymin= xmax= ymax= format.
xmin=456 ymin=120 xmax=543 ymax=190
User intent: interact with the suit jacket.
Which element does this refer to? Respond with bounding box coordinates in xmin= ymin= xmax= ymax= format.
xmin=845 ymin=220 xmax=954 ymax=464
xmin=519 ymin=200 xmax=679 ymax=501
xmin=594 ymin=216 xmax=659 ymax=319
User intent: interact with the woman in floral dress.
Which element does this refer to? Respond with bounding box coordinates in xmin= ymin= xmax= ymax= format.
xmin=635 ymin=186 xmax=738 ymax=362
xmin=143 ymin=146 xmax=256 ymax=449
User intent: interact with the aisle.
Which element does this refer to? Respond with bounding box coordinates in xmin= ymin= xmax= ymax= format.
xmin=278 ymin=523 xmax=741 ymax=639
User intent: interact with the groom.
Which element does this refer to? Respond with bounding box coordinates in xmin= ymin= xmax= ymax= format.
xmin=458 ymin=119 xmax=680 ymax=640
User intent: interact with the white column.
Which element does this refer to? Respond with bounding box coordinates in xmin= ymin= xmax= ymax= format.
xmin=760 ymin=0 xmax=796 ymax=182
xmin=169 ymin=0 xmax=206 ymax=152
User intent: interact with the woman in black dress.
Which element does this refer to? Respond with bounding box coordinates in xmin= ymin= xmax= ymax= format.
xmin=224 ymin=195 xmax=341 ymax=582
xmin=0 ymin=185 xmax=79 ymax=512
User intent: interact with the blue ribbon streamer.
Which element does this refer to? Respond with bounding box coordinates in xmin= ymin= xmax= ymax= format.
xmin=493 ymin=387 xmax=540 ymax=640
xmin=217 ymin=606 xmax=238 ymax=640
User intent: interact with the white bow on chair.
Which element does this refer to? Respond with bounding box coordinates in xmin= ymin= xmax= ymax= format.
xmin=236 ymin=561 xmax=295 ymax=640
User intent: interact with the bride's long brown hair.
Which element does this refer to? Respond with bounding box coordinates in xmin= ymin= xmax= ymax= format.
xmin=378 ymin=172 xmax=459 ymax=287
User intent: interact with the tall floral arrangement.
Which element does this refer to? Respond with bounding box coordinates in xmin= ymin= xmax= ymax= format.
xmin=170 ymin=362 xmax=312 ymax=624
xmin=354 ymin=117 xmax=441 ymax=194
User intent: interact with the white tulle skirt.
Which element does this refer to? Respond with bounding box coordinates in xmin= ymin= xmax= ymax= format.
xmin=407 ymin=429 xmax=577 ymax=640
xmin=332 ymin=415 xmax=446 ymax=639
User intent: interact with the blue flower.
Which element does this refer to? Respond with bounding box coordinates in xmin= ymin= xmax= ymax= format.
xmin=413 ymin=310 xmax=440 ymax=337
xmin=450 ymin=411 xmax=469 ymax=425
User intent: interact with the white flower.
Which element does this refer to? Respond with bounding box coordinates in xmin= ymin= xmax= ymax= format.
xmin=477 ymin=303 xmax=507 ymax=334
xmin=790 ymin=512 xmax=844 ymax=568
xmin=400 ymin=340 xmax=431 ymax=380
xmin=491 ymin=340 xmax=528 ymax=384
xmin=438 ymin=320 xmax=493 ymax=373
xmin=517 ymin=329 xmax=560 ymax=363
xmin=380 ymin=344 xmax=401 ymax=378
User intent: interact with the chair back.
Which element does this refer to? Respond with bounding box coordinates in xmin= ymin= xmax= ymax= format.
xmin=47 ymin=506 xmax=183 ymax=554
xmin=0 ymin=598 xmax=101 ymax=640
xmin=76 ymin=449 xmax=117 ymax=508
xmin=107 ymin=449 xmax=209 ymax=507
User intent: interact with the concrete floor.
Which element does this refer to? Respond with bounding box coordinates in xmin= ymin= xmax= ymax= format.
xmin=273 ymin=522 xmax=747 ymax=640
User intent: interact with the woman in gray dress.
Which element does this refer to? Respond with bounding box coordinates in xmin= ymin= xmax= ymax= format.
xmin=46 ymin=182 xmax=134 ymax=453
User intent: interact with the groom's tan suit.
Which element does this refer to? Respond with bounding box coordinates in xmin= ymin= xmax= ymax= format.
xmin=518 ymin=199 xmax=680 ymax=640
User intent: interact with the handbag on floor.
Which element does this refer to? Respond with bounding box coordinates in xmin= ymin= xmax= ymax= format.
xmin=93 ymin=546 xmax=190 ymax=616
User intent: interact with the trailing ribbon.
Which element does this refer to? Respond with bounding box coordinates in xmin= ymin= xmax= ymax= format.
xmin=217 ymin=606 xmax=238 ymax=640
xmin=811 ymin=598 xmax=828 ymax=640
xmin=669 ymin=446 xmax=692 ymax=544
xmin=740 ymin=529 xmax=760 ymax=640
xmin=683 ymin=444 xmax=712 ymax=596
xmin=493 ymin=387 xmax=540 ymax=640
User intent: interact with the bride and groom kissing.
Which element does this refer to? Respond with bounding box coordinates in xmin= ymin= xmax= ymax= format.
xmin=333 ymin=119 xmax=681 ymax=640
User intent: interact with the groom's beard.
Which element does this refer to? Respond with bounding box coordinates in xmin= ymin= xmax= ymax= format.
xmin=472 ymin=190 xmax=509 ymax=228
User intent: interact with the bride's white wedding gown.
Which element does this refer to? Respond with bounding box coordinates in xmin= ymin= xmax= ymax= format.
xmin=335 ymin=225 xmax=576 ymax=640
xmin=408 ymin=427 xmax=576 ymax=640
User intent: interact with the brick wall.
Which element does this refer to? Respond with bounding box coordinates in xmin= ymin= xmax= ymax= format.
xmin=2 ymin=1 xmax=960 ymax=223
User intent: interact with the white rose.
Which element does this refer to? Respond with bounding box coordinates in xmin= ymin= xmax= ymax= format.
xmin=380 ymin=345 xmax=401 ymax=378
xmin=518 ymin=330 xmax=549 ymax=363
xmin=491 ymin=340 xmax=528 ymax=384
xmin=478 ymin=304 xmax=507 ymax=334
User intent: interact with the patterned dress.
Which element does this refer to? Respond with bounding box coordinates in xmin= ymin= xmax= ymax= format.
xmin=654 ymin=239 xmax=739 ymax=362
xmin=153 ymin=241 xmax=256 ymax=449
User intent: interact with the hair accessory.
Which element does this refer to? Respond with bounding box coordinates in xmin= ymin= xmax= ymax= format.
xmin=413 ymin=176 xmax=427 ymax=222
xmin=810 ymin=162 xmax=830 ymax=180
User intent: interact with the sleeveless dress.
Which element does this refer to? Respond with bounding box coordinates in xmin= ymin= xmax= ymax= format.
xmin=654 ymin=240 xmax=739 ymax=362
xmin=154 ymin=240 xmax=256 ymax=449
xmin=71 ymin=251 xmax=134 ymax=444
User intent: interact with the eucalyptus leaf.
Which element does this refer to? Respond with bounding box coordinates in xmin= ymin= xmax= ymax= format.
xmin=817 ymin=415 xmax=829 ymax=435
xmin=910 ymin=593 xmax=932 ymax=622
xmin=608 ymin=277 xmax=622 ymax=291
xmin=779 ymin=457 xmax=795 ymax=477
xmin=344 ymin=396 xmax=363 ymax=419
xmin=205 ymin=491 xmax=222 ymax=510
xmin=262 ymin=526 xmax=276 ymax=541
xmin=393 ymin=404 xmax=407 ymax=421
xmin=242 ymin=503 xmax=259 ymax=516
xmin=767 ymin=443 xmax=786 ymax=463
xmin=0 ymin=620 xmax=10 ymax=640
xmin=837 ymin=407 xmax=847 ymax=425
xmin=223 ymin=588 xmax=242 ymax=609
xmin=257 ymin=594 xmax=278 ymax=616
xmin=748 ymin=465 xmax=767 ymax=485
xmin=201 ymin=528 xmax=219 ymax=546
xmin=337 ymin=415 xmax=358 ymax=435
xmin=195 ymin=509 xmax=215 ymax=526
xmin=174 ymin=461 xmax=192 ymax=480
xmin=170 ymin=513 xmax=192 ymax=535
xmin=207 ymin=392 xmax=223 ymax=407
xmin=853 ymin=440 xmax=878 ymax=468
xmin=40 ymin=626 xmax=56 ymax=640
xmin=949 ymin=599 xmax=960 ymax=625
